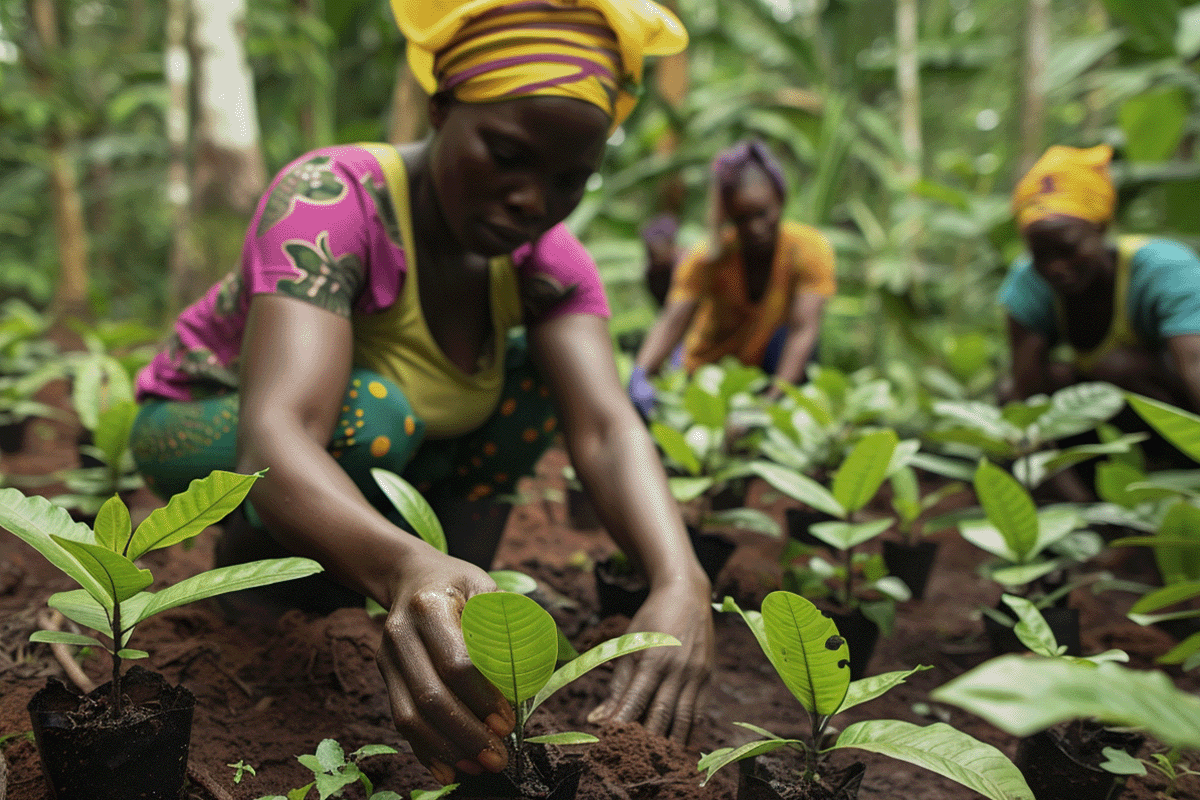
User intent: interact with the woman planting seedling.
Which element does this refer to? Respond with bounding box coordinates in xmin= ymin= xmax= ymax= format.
xmin=126 ymin=0 xmax=712 ymax=787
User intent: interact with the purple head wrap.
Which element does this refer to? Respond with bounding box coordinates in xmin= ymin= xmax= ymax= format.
xmin=711 ymin=140 xmax=787 ymax=203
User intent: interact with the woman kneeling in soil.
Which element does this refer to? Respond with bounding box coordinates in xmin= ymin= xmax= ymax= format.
xmin=628 ymin=139 xmax=837 ymax=416
xmin=129 ymin=0 xmax=712 ymax=785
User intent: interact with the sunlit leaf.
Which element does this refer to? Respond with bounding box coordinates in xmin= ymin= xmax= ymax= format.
xmin=760 ymin=591 xmax=850 ymax=718
xmin=529 ymin=630 xmax=679 ymax=716
xmin=830 ymin=720 xmax=1033 ymax=800
xmin=461 ymin=592 xmax=557 ymax=706
xmin=831 ymin=429 xmax=898 ymax=513
xmin=51 ymin=535 xmax=151 ymax=605
xmin=372 ymin=468 xmax=446 ymax=554
xmin=128 ymin=470 xmax=262 ymax=559
xmin=972 ymin=460 xmax=1038 ymax=562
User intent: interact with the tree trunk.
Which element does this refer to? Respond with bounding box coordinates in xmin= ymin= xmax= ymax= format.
xmin=165 ymin=0 xmax=204 ymax=313
xmin=1019 ymin=0 xmax=1050 ymax=175
xmin=29 ymin=0 xmax=90 ymax=321
xmin=388 ymin=57 xmax=430 ymax=144
xmin=191 ymin=0 xmax=267 ymax=215
xmin=895 ymin=0 xmax=922 ymax=183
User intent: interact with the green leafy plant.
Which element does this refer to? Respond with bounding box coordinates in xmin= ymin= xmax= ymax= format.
xmin=255 ymin=739 xmax=401 ymax=800
xmin=460 ymin=589 xmax=679 ymax=781
xmin=998 ymin=593 xmax=1128 ymax=666
xmin=228 ymin=759 xmax=257 ymax=784
xmin=48 ymin=399 xmax=144 ymax=519
xmin=751 ymin=429 xmax=914 ymax=628
xmin=698 ymin=591 xmax=1033 ymax=800
xmin=1099 ymin=745 xmax=1200 ymax=798
xmin=931 ymin=654 xmax=1200 ymax=754
xmin=649 ymin=358 xmax=780 ymax=537
xmin=0 ymin=469 xmax=323 ymax=716
xmin=959 ymin=458 xmax=1102 ymax=625
xmin=928 ymin=382 xmax=1140 ymax=491
xmin=371 ymin=468 xmax=536 ymax=596
xmin=887 ymin=465 xmax=966 ymax=547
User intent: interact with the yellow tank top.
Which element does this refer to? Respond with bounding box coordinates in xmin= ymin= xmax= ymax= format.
xmin=1056 ymin=235 xmax=1149 ymax=374
xmin=350 ymin=144 xmax=523 ymax=439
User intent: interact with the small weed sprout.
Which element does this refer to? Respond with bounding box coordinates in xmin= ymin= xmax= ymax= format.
xmin=254 ymin=739 xmax=401 ymax=800
xmin=227 ymin=759 xmax=257 ymax=784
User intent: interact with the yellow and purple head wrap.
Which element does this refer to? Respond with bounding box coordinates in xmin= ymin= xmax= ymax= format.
xmin=1012 ymin=144 xmax=1116 ymax=231
xmin=391 ymin=0 xmax=687 ymax=129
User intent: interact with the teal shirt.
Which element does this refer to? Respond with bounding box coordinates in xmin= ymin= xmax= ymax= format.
xmin=999 ymin=238 xmax=1200 ymax=349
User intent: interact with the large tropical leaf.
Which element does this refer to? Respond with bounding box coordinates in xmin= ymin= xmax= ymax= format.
xmin=51 ymin=536 xmax=151 ymax=605
xmin=1037 ymin=382 xmax=1125 ymax=442
xmin=759 ymin=591 xmax=850 ymax=718
xmin=130 ymin=557 xmax=323 ymax=626
xmin=972 ymin=460 xmax=1038 ymax=562
xmin=830 ymin=720 xmax=1033 ymax=800
xmin=461 ymin=592 xmax=558 ymax=706
xmin=127 ymin=470 xmax=262 ymax=559
xmin=931 ymin=656 xmax=1200 ymax=749
xmin=372 ymin=468 xmax=447 ymax=553
xmin=48 ymin=590 xmax=152 ymax=646
xmin=749 ymin=461 xmax=843 ymax=518
xmin=529 ymin=630 xmax=679 ymax=716
xmin=1126 ymin=393 xmax=1200 ymax=464
xmin=0 ymin=487 xmax=107 ymax=600
xmin=831 ymin=429 xmax=897 ymax=513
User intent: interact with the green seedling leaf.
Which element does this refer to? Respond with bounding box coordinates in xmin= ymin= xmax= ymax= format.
xmin=128 ymin=470 xmax=262 ymax=559
xmin=489 ymin=570 xmax=537 ymax=595
xmin=718 ymin=596 xmax=783 ymax=680
xmin=697 ymin=738 xmax=804 ymax=785
xmin=1157 ymin=631 xmax=1200 ymax=666
xmin=1038 ymin=382 xmax=1125 ymax=441
xmin=1126 ymin=392 xmax=1200 ymax=463
xmin=48 ymin=589 xmax=151 ymax=646
xmin=760 ymin=591 xmax=850 ymax=718
xmin=931 ymin=656 xmax=1200 ymax=749
xmin=0 ymin=487 xmax=108 ymax=600
xmin=130 ymin=557 xmax=324 ymax=626
xmin=94 ymin=495 xmax=131 ymax=553
xmin=1130 ymin=581 xmax=1200 ymax=614
xmin=315 ymin=738 xmax=345 ymax=771
xmin=749 ymin=461 xmax=843 ymax=518
xmin=830 ymin=720 xmax=1033 ymax=800
xmin=94 ymin=400 xmax=138 ymax=468
xmin=683 ymin=381 xmax=726 ymax=429
xmin=832 ymin=429 xmax=898 ymax=513
xmin=352 ymin=744 xmax=398 ymax=759
xmin=668 ymin=476 xmax=713 ymax=503
xmin=840 ymin=666 xmax=930 ymax=713
xmin=808 ymin=518 xmax=893 ymax=551
xmin=989 ymin=560 xmax=1063 ymax=589
xmin=1152 ymin=502 xmax=1200 ymax=584
xmin=51 ymin=536 xmax=151 ymax=605
xmin=116 ymin=648 xmax=149 ymax=659
xmin=704 ymin=507 xmax=781 ymax=537
xmin=1099 ymin=747 xmax=1146 ymax=776
xmin=529 ymin=630 xmax=679 ymax=716
xmin=973 ymin=460 xmax=1038 ymax=562
xmin=651 ymin=422 xmax=701 ymax=476
xmin=525 ymin=732 xmax=598 ymax=745
xmin=461 ymin=592 xmax=557 ymax=705
xmin=316 ymin=771 xmax=359 ymax=799
xmin=29 ymin=630 xmax=104 ymax=649
xmin=372 ymin=469 xmax=447 ymax=554
xmin=411 ymin=785 xmax=459 ymax=800
xmin=1001 ymin=594 xmax=1062 ymax=656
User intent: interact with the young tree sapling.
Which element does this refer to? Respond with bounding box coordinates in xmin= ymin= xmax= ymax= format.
xmin=0 ymin=469 xmax=323 ymax=716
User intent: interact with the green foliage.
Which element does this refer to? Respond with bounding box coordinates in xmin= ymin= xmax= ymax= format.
xmin=254 ymin=739 xmax=402 ymax=800
xmin=932 ymin=655 xmax=1200 ymax=752
xmin=460 ymin=591 xmax=679 ymax=756
xmin=227 ymin=760 xmax=257 ymax=784
xmin=703 ymin=593 xmax=1032 ymax=800
xmin=2 ymin=470 xmax=323 ymax=715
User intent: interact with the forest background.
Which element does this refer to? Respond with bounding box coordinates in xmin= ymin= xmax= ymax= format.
xmin=2 ymin=0 xmax=1200 ymax=380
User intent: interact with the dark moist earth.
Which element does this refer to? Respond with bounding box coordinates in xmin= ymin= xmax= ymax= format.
xmin=1 ymin=397 xmax=1199 ymax=800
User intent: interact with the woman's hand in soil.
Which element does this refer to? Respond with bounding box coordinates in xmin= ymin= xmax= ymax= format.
xmin=375 ymin=549 xmax=516 ymax=784
xmin=587 ymin=575 xmax=714 ymax=743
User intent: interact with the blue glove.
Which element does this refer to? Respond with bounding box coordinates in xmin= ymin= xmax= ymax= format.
xmin=628 ymin=366 xmax=656 ymax=418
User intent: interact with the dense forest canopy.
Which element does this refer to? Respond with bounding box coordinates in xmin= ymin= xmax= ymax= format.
xmin=1 ymin=0 xmax=1198 ymax=374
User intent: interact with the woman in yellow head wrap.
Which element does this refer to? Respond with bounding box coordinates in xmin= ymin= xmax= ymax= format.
xmin=999 ymin=144 xmax=1200 ymax=497
xmin=130 ymin=0 xmax=709 ymax=784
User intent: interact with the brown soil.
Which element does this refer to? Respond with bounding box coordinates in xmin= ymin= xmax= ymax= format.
xmin=1 ymin=384 xmax=1198 ymax=800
